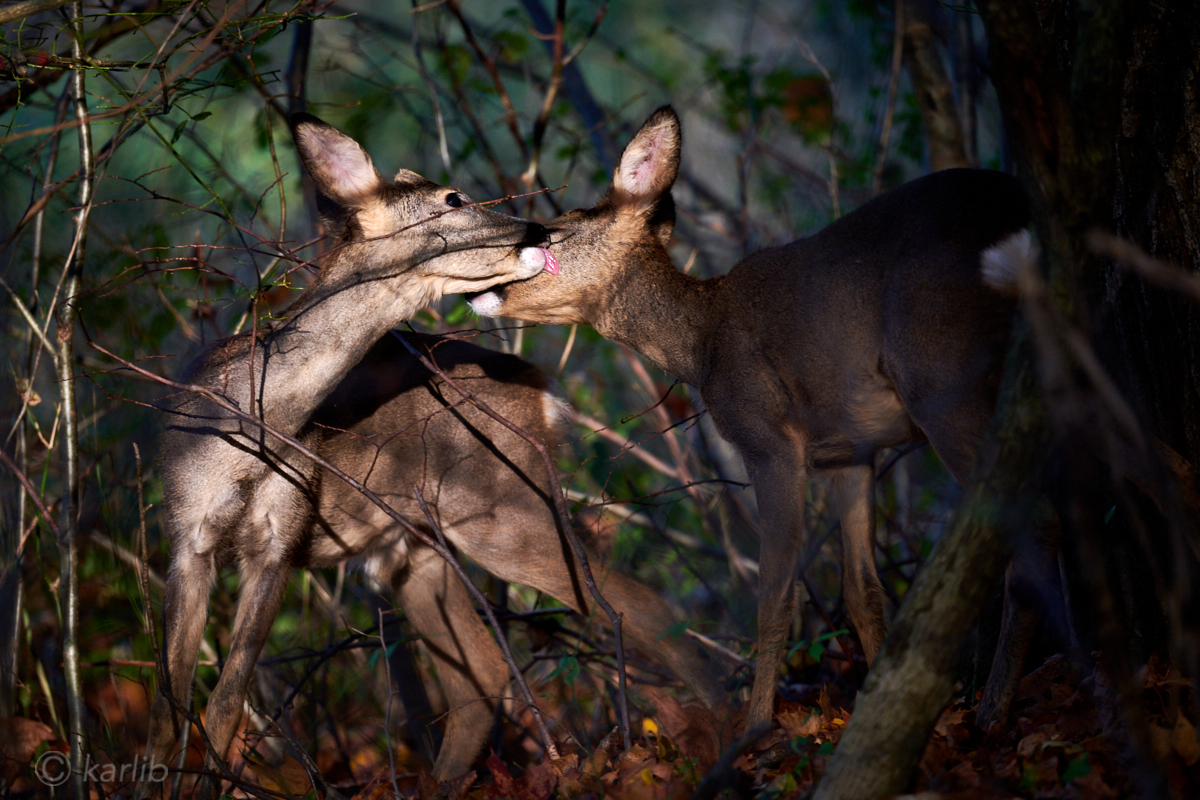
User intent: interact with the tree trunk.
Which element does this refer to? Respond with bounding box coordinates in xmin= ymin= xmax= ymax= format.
xmin=817 ymin=0 xmax=1200 ymax=795
xmin=903 ymin=0 xmax=969 ymax=171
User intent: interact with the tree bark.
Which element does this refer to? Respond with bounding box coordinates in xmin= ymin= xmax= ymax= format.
xmin=816 ymin=0 xmax=1200 ymax=795
xmin=903 ymin=0 xmax=969 ymax=171
xmin=814 ymin=330 xmax=1047 ymax=799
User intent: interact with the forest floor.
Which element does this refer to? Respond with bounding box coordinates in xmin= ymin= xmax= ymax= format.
xmin=3 ymin=644 xmax=1198 ymax=799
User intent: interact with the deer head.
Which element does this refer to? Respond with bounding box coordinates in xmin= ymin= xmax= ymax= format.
xmin=291 ymin=113 xmax=552 ymax=302
xmin=465 ymin=107 xmax=680 ymax=323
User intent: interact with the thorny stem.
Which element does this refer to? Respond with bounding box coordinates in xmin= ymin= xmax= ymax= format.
xmin=87 ymin=341 xmax=563 ymax=763
xmin=58 ymin=5 xmax=91 ymax=797
xmin=394 ymin=330 xmax=633 ymax=752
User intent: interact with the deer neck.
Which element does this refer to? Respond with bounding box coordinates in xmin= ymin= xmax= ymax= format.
xmin=591 ymin=253 xmax=713 ymax=387
xmin=251 ymin=263 xmax=431 ymax=433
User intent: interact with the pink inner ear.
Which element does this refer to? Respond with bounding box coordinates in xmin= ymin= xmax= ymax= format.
xmin=622 ymin=130 xmax=666 ymax=196
xmin=304 ymin=129 xmax=377 ymax=198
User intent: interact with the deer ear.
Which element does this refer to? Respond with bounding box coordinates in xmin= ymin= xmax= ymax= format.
xmin=393 ymin=168 xmax=429 ymax=189
xmin=612 ymin=106 xmax=681 ymax=212
xmin=291 ymin=113 xmax=383 ymax=207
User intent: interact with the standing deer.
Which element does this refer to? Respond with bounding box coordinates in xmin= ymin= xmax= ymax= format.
xmin=467 ymin=107 xmax=1038 ymax=729
xmin=313 ymin=332 xmax=722 ymax=774
xmin=140 ymin=113 xmax=555 ymax=796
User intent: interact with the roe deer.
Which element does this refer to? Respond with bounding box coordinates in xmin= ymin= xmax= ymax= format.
xmin=467 ymin=107 xmax=1038 ymax=728
xmin=313 ymin=332 xmax=722 ymax=774
xmin=142 ymin=113 xmax=555 ymax=796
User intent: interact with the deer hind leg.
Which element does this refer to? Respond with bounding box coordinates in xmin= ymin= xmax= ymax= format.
xmin=140 ymin=546 xmax=217 ymax=799
xmin=831 ymin=464 xmax=887 ymax=664
xmin=196 ymin=469 xmax=311 ymax=800
xmin=195 ymin=555 xmax=292 ymax=800
xmin=976 ymin=515 xmax=1063 ymax=728
xmin=449 ymin=503 xmax=725 ymax=710
xmin=745 ymin=453 xmax=808 ymax=728
xmin=393 ymin=543 xmax=508 ymax=782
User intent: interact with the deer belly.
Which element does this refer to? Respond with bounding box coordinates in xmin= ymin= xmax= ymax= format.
xmin=810 ymin=389 xmax=916 ymax=467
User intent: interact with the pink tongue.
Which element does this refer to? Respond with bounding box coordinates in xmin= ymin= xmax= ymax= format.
xmin=542 ymin=248 xmax=560 ymax=275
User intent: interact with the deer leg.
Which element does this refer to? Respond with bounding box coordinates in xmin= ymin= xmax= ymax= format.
xmin=976 ymin=515 xmax=1063 ymax=728
xmin=139 ymin=548 xmax=217 ymax=799
xmin=745 ymin=454 xmax=808 ymax=728
xmin=449 ymin=505 xmax=725 ymax=709
xmin=393 ymin=544 xmax=508 ymax=782
xmin=831 ymin=464 xmax=886 ymax=664
xmin=193 ymin=555 xmax=291 ymax=800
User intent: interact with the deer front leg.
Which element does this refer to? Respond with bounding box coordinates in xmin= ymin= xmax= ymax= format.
xmin=746 ymin=454 xmax=808 ymax=729
xmin=195 ymin=556 xmax=291 ymax=800
xmin=139 ymin=548 xmax=217 ymax=799
xmin=831 ymin=464 xmax=887 ymax=664
xmin=393 ymin=544 xmax=509 ymax=782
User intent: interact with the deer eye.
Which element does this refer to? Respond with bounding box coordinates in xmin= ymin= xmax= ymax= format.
xmin=445 ymin=192 xmax=465 ymax=208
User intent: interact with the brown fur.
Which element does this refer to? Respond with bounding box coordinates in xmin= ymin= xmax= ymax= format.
xmin=141 ymin=114 xmax=547 ymax=799
xmin=470 ymin=106 xmax=1034 ymax=728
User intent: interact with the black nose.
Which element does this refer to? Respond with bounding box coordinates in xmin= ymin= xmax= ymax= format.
xmin=523 ymin=222 xmax=550 ymax=246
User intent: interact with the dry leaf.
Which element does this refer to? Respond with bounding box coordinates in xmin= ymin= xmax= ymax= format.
xmin=245 ymin=751 xmax=312 ymax=797
xmin=651 ymin=693 xmax=721 ymax=771
xmin=1172 ymin=713 xmax=1200 ymax=765
xmin=777 ymin=707 xmax=821 ymax=739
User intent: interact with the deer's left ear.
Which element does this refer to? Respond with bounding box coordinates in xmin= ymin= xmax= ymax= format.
xmin=611 ymin=106 xmax=681 ymax=213
xmin=291 ymin=113 xmax=383 ymax=207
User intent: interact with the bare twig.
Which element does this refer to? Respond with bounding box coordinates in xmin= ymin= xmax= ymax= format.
xmin=88 ymin=340 xmax=561 ymax=761
xmin=59 ymin=7 xmax=93 ymax=795
xmin=872 ymin=0 xmax=906 ymax=196
xmin=394 ymin=330 xmax=633 ymax=751
xmin=1088 ymin=229 xmax=1200 ymax=306
xmin=0 ymin=0 xmax=74 ymax=25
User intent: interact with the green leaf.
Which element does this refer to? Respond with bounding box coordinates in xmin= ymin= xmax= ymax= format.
xmin=808 ymin=641 xmax=826 ymax=661
xmin=1062 ymin=753 xmax=1092 ymax=783
xmin=816 ymin=741 xmax=835 ymax=755
xmin=170 ymin=118 xmax=188 ymax=145
xmin=658 ymin=620 xmax=690 ymax=642
xmin=191 ymin=111 xmax=212 ymax=122
xmin=547 ymin=655 xmax=581 ymax=686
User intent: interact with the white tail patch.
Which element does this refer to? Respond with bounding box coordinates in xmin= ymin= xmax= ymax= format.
xmin=542 ymin=391 xmax=572 ymax=433
xmin=981 ymin=228 xmax=1039 ymax=297
xmin=468 ymin=290 xmax=503 ymax=317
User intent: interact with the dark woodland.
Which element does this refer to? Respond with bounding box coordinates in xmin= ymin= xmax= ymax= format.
xmin=1 ymin=1 xmax=1198 ymax=799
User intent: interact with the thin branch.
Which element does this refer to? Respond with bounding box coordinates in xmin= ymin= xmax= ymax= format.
xmin=393 ymin=330 xmax=633 ymax=752
xmin=87 ymin=340 xmax=562 ymax=762
xmin=59 ymin=7 xmax=92 ymax=796
xmin=0 ymin=0 xmax=74 ymax=25
xmin=1088 ymin=229 xmax=1200 ymax=306
xmin=872 ymin=0 xmax=906 ymax=196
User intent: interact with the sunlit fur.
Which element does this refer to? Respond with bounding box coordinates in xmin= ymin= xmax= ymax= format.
xmin=472 ymin=105 xmax=1032 ymax=730
xmin=141 ymin=114 xmax=545 ymax=800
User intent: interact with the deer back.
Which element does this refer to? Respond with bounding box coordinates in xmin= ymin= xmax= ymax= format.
xmin=700 ymin=168 xmax=1029 ymax=468
xmin=304 ymin=333 xmax=561 ymax=580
